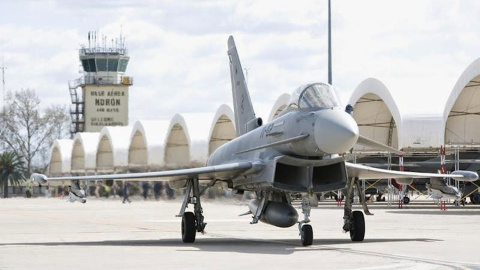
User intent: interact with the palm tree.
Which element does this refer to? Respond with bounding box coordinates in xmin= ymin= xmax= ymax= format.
xmin=0 ymin=151 xmax=25 ymax=198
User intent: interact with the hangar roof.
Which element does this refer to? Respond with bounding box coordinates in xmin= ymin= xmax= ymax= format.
xmin=349 ymin=78 xmax=402 ymax=149
xmin=209 ymin=104 xmax=236 ymax=156
xmin=98 ymin=126 xmax=133 ymax=167
xmin=49 ymin=139 xmax=73 ymax=174
xmin=268 ymin=93 xmax=290 ymax=122
xmin=181 ymin=113 xmax=214 ymax=164
xmin=443 ymin=58 xmax=480 ymax=146
xmin=130 ymin=120 xmax=170 ymax=167
xmin=72 ymin=132 xmax=100 ymax=170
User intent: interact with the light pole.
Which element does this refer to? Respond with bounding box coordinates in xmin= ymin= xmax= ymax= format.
xmin=328 ymin=0 xmax=332 ymax=85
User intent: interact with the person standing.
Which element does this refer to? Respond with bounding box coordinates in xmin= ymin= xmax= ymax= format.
xmin=25 ymin=184 xmax=32 ymax=198
xmin=45 ymin=183 xmax=51 ymax=198
xmin=112 ymin=181 xmax=119 ymax=198
xmin=122 ymin=181 xmax=131 ymax=203
xmin=142 ymin=182 xmax=150 ymax=200
xmin=153 ymin=182 xmax=163 ymax=200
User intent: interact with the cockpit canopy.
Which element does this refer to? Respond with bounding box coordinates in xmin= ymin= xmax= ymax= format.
xmin=289 ymin=83 xmax=340 ymax=109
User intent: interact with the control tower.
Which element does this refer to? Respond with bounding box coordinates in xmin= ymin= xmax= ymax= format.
xmin=69 ymin=32 xmax=133 ymax=137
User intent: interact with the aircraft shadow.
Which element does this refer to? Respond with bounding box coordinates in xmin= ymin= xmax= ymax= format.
xmin=387 ymin=210 xmax=480 ymax=216
xmin=0 ymin=238 xmax=440 ymax=255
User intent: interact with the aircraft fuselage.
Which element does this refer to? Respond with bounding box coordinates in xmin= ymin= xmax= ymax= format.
xmin=206 ymin=106 xmax=359 ymax=193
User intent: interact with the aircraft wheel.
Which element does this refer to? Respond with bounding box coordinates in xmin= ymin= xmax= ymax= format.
xmin=181 ymin=212 xmax=196 ymax=243
xmin=349 ymin=211 xmax=365 ymax=242
xmin=470 ymin=193 xmax=480 ymax=205
xmin=300 ymin=224 xmax=313 ymax=246
xmin=403 ymin=196 xmax=410 ymax=204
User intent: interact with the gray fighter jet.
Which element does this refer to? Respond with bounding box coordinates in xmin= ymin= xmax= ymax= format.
xmin=31 ymin=36 xmax=478 ymax=246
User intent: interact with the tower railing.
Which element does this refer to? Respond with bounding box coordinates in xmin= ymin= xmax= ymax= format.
xmin=80 ymin=47 xmax=128 ymax=56
xmin=69 ymin=75 xmax=133 ymax=89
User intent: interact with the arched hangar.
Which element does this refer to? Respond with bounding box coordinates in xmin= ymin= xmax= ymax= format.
xmin=48 ymin=139 xmax=73 ymax=176
xmin=129 ymin=120 xmax=170 ymax=171
xmin=348 ymin=78 xmax=402 ymax=150
xmin=96 ymin=126 xmax=133 ymax=173
xmin=444 ymin=58 xmax=480 ymax=147
xmin=71 ymin=132 xmax=100 ymax=174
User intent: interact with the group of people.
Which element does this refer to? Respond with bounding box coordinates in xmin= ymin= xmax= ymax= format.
xmin=41 ymin=181 xmax=175 ymax=203
xmin=26 ymin=180 xmax=245 ymax=202
xmin=122 ymin=181 xmax=176 ymax=203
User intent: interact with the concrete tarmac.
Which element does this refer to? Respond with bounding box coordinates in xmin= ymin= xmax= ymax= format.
xmin=1 ymin=197 xmax=479 ymax=270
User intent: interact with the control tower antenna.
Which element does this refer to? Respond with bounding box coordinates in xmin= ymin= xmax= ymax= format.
xmin=120 ymin=25 xmax=123 ymax=48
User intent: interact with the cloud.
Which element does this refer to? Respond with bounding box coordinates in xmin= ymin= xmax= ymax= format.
xmin=1 ymin=0 xmax=480 ymax=129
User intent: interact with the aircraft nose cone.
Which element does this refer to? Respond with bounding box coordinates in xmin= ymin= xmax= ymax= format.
xmin=314 ymin=109 xmax=359 ymax=154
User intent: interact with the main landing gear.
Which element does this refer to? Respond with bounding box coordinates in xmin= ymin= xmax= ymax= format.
xmin=177 ymin=178 xmax=207 ymax=243
xmin=343 ymin=177 xmax=369 ymax=241
xmin=349 ymin=211 xmax=365 ymax=241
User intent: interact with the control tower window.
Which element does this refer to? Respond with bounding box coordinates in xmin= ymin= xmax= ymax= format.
xmin=81 ymin=59 xmax=89 ymax=72
xmin=107 ymin=59 xmax=119 ymax=72
xmin=81 ymin=59 xmax=97 ymax=72
xmin=88 ymin=59 xmax=96 ymax=72
xmin=97 ymin=59 xmax=107 ymax=71
xmin=118 ymin=59 xmax=129 ymax=72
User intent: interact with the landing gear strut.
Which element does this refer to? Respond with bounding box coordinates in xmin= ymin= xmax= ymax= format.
xmin=298 ymin=193 xmax=316 ymax=246
xmin=177 ymin=178 xmax=206 ymax=243
xmin=343 ymin=177 xmax=366 ymax=241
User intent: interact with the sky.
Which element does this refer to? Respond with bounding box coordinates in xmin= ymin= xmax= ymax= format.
xmin=1 ymin=0 xmax=480 ymax=132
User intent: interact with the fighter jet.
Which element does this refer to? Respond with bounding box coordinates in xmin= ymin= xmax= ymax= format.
xmin=31 ymin=36 xmax=478 ymax=246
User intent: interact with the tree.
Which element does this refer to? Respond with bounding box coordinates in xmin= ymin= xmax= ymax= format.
xmin=0 ymin=151 xmax=25 ymax=198
xmin=0 ymin=89 xmax=70 ymax=176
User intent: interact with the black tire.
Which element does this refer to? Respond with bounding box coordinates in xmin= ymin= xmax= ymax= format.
xmin=300 ymin=224 xmax=313 ymax=246
xmin=350 ymin=211 xmax=365 ymax=242
xmin=181 ymin=212 xmax=196 ymax=243
xmin=403 ymin=196 xmax=410 ymax=204
xmin=470 ymin=193 xmax=480 ymax=205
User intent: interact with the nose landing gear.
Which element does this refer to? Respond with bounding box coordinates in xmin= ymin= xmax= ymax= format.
xmin=298 ymin=193 xmax=316 ymax=246
xmin=343 ymin=177 xmax=367 ymax=242
xmin=300 ymin=224 xmax=313 ymax=246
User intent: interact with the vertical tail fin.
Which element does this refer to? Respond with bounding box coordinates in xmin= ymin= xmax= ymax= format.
xmin=228 ymin=36 xmax=260 ymax=136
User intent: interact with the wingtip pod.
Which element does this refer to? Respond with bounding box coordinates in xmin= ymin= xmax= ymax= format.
xmin=451 ymin=171 xmax=479 ymax=182
xmin=31 ymin=173 xmax=48 ymax=184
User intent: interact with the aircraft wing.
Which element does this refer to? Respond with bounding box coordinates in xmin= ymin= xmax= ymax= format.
xmin=32 ymin=162 xmax=255 ymax=183
xmin=355 ymin=135 xmax=403 ymax=154
xmin=345 ymin=162 xmax=478 ymax=181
